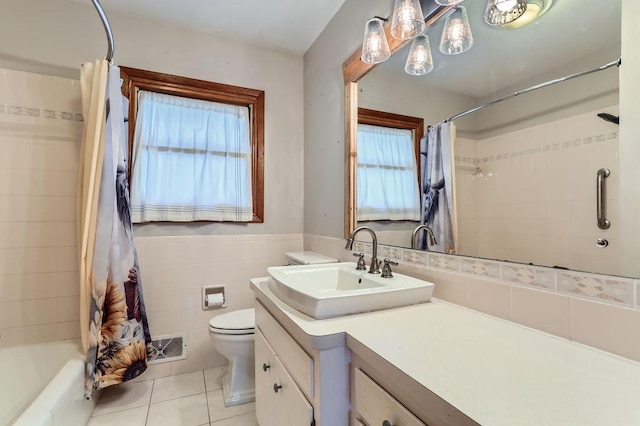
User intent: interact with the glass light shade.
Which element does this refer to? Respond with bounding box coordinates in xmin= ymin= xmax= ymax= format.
xmin=439 ymin=6 xmax=474 ymax=55
xmin=361 ymin=18 xmax=391 ymax=64
xmin=485 ymin=0 xmax=527 ymax=27
xmin=501 ymin=0 xmax=552 ymax=29
xmin=435 ymin=0 xmax=465 ymax=5
xmin=405 ymin=35 xmax=434 ymax=76
xmin=390 ymin=0 xmax=425 ymax=40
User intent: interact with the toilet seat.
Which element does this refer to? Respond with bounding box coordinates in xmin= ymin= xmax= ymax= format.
xmin=209 ymin=309 xmax=255 ymax=336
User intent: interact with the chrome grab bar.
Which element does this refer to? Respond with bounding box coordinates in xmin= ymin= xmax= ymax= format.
xmin=596 ymin=168 xmax=611 ymax=229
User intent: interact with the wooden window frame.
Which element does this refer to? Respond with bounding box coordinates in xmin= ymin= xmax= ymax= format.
xmin=120 ymin=66 xmax=265 ymax=223
xmin=357 ymin=108 xmax=424 ymax=217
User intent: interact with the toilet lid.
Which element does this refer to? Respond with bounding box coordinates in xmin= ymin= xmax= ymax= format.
xmin=209 ymin=308 xmax=255 ymax=331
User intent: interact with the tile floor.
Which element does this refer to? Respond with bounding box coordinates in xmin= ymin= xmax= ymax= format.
xmin=88 ymin=368 xmax=258 ymax=426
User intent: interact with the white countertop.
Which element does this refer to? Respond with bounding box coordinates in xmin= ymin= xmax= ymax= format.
xmin=250 ymin=278 xmax=640 ymax=426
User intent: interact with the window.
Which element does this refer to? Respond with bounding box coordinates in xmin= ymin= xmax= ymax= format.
xmin=120 ymin=67 xmax=264 ymax=223
xmin=357 ymin=108 xmax=423 ymax=221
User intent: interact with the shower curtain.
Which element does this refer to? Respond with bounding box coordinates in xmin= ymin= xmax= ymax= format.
xmin=78 ymin=60 xmax=152 ymax=398
xmin=419 ymin=122 xmax=458 ymax=253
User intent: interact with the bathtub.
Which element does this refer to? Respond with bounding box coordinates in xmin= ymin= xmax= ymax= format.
xmin=0 ymin=340 xmax=95 ymax=426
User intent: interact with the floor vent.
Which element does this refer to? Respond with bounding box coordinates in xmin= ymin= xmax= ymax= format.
xmin=149 ymin=333 xmax=188 ymax=364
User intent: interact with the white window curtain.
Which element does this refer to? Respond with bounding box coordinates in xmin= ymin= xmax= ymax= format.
xmin=130 ymin=90 xmax=253 ymax=222
xmin=357 ymin=124 xmax=420 ymax=221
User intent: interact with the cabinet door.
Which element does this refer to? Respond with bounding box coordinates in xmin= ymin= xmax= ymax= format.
xmin=272 ymin=355 xmax=314 ymax=426
xmin=255 ymin=330 xmax=278 ymax=426
xmin=256 ymin=329 xmax=314 ymax=426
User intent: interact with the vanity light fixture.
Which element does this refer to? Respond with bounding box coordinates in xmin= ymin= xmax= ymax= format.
xmin=405 ymin=34 xmax=434 ymax=75
xmin=501 ymin=0 xmax=553 ymax=29
xmin=390 ymin=0 xmax=426 ymax=40
xmin=361 ymin=17 xmax=391 ymax=64
xmin=485 ymin=0 xmax=528 ymax=27
xmin=440 ymin=6 xmax=474 ymax=55
xmin=435 ymin=0 xmax=465 ymax=5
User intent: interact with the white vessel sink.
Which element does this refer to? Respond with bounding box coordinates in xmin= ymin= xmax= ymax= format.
xmin=267 ymin=262 xmax=434 ymax=319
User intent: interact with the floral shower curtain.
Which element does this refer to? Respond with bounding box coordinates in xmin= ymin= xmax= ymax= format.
xmin=78 ymin=60 xmax=152 ymax=398
xmin=419 ymin=122 xmax=458 ymax=253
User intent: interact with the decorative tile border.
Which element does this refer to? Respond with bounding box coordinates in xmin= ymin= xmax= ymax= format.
xmin=379 ymin=245 xmax=402 ymax=263
xmin=455 ymin=131 xmax=618 ymax=167
xmin=429 ymin=253 xmax=460 ymax=272
xmin=459 ymin=257 xmax=500 ymax=280
xmin=0 ymin=103 xmax=82 ymax=122
xmin=402 ymin=249 xmax=428 ymax=266
xmin=389 ymin=245 xmax=640 ymax=310
xmin=557 ymin=272 xmax=634 ymax=307
xmin=501 ymin=264 xmax=555 ymax=290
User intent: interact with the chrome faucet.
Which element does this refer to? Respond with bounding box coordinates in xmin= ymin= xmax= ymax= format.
xmin=345 ymin=226 xmax=380 ymax=274
xmin=411 ymin=225 xmax=437 ymax=250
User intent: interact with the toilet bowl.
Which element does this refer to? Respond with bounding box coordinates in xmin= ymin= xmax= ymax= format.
xmin=208 ymin=308 xmax=255 ymax=407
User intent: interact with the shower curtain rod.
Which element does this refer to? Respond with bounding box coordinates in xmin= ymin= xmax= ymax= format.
xmin=443 ymin=58 xmax=622 ymax=124
xmin=91 ymin=0 xmax=115 ymax=63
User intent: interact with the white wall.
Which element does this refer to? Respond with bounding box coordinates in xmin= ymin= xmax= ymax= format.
xmin=0 ymin=0 xmax=304 ymax=237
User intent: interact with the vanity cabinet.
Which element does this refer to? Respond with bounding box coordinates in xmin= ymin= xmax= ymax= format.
xmin=255 ymin=329 xmax=313 ymax=426
xmin=254 ymin=301 xmax=350 ymax=426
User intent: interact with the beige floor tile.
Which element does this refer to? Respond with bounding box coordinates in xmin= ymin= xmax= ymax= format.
xmin=204 ymin=366 xmax=227 ymax=392
xmin=151 ymin=370 xmax=205 ymax=403
xmin=92 ymin=380 xmax=153 ymax=416
xmin=207 ymin=390 xmax=255 ymax=422
xmin=210 ymin=412 xmax=259 ymax=426
xmin=88 ymin=406 xmax=148 ymax=426
xmin=147 ymin=393 xmax=210 ymax=426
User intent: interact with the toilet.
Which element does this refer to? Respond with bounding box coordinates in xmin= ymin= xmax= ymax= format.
xmin=209 ymin=308 xmax=256 ymax=407
xmin=208 ymin=251 xmax=338 ymax=407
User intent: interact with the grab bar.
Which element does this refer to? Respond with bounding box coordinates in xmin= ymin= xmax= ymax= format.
xmin=596 ymin=168 xmax=610 ymax=229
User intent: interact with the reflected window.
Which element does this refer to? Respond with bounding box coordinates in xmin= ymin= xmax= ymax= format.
xmin=356 ymin=108 xmax=423 ymax=222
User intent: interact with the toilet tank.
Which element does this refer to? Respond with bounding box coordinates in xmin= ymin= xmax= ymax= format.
xmin=284 ymin=251 xmax=338 ymax=265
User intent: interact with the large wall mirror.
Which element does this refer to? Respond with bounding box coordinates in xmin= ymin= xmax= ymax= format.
xmin=344 ymin=0 xmax=624 ymax=277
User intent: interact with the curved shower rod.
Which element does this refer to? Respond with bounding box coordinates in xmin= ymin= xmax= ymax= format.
xmin=443 ymin=58 xmax=622 ymax=124
xmin=90 ymin=0 xmax=115 ymax=63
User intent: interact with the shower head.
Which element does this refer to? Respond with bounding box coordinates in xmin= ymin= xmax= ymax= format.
xmin=597 ymin=113 xmax=619 ymax=125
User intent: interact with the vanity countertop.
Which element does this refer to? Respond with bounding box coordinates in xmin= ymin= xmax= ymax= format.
xmin=250 ymin=277 xmax=640 ymax=426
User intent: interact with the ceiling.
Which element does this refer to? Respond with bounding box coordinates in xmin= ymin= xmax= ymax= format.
xmin=369 ymin=0 xmax=621 ymax=98
xmin=69 ymin=0 xmax=347 ymax=54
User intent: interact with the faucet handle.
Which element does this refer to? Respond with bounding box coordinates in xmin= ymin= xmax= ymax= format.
xmin=381 ymin=258 xmax=398 ymax=278
xmin=353 ymin=252 xmax=367 ymax=270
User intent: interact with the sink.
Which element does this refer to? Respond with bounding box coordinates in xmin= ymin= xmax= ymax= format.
xmin=267 ymin=262 xmax=434 ymax=319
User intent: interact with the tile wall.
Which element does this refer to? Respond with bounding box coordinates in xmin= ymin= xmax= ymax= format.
xmin=133 ymin=234 xmax=302 ymax=379
xmin=0 ymin=68 xmax=83 ymax=348
xmin=304 ymin=234 xmax=640 ymax=363
xmin=454 ymin=106 xmax=620 ymax=275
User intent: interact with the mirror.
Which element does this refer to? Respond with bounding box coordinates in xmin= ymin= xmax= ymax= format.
xmin=345 ymin=0 xmax=623 ymax=277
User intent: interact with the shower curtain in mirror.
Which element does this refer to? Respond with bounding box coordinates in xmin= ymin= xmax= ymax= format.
xmin=419 ymin=122 xmax=458 ymax=253
xmin=78 ymin=60 xmax=152 ymax=398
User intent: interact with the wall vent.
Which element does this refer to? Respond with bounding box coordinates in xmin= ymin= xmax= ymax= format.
xmin=149 ymin=333 xmax=188 ymax=365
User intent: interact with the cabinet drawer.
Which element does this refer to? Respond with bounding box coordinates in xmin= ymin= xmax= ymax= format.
xmin=255 ymin=330 xmax=277 ymax=426
xmin=256 ymin=302 xmax=314 ymax=399
xmin=354 ymin=368 xmax=426 ymax=426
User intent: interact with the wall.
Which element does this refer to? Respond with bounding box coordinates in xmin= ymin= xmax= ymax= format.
xmin=0 ymin=0 xmax=306 ymax=376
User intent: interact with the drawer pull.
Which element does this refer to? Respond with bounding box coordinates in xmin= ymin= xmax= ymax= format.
xmin=262 ymin=363 xmax=270 ymax=372
xmin=273 ymin=383 xmax=283 ymax=393
xmin=383 ymin=421 xmax=394 ymax=426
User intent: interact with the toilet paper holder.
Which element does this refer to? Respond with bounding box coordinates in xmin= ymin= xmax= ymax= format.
xmin=202 ymin=285 xmax=227 ymax=310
